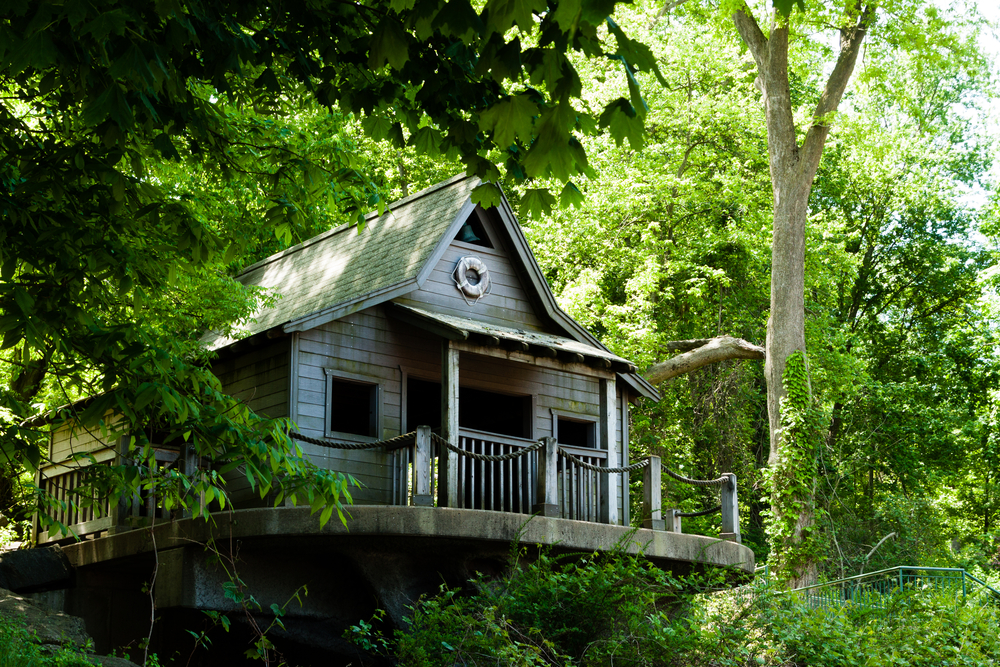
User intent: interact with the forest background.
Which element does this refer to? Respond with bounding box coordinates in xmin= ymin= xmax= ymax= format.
xmin=0 ymin=0 xmax=998 ymax=591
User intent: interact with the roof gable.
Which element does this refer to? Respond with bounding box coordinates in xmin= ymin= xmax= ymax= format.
xmin=205 ymin=175 xmax=658 ymax=400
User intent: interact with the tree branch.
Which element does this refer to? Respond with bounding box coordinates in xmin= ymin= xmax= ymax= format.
xmin=800 ymin=4 xmax=875 ymax=175
xmin=645 ymin=336 xmax=764 ymax=385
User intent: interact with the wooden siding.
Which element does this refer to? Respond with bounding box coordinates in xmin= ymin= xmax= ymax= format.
xmin=49 ymin=413 xmax=120 ymax=465
xmin=212 ymin=338 xmax=291 ymax=506
xmin=293 ymin=303 xmax=628 ymax=522
xmin=212 ymin=338 xmax=291 ymax=419
xmin=396 ymin=221 xmax=548 ymax=332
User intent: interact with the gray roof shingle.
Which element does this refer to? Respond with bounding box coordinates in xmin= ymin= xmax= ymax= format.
xmin=205 ymin=174 xmax=478 ymax=349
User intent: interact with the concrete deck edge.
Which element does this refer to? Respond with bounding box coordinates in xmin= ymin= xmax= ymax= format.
xmin=62 ymin=506 xmax=756 ymax=574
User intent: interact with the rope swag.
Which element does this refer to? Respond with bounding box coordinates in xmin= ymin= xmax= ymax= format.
xmin=557 ymin=449 xmax=651 ymax=474
xmin=663 ymin=468 xmax=729 ymax=487
xmin=430 ymin=433 xmax=546 ymax=462
xmin=676 ymin=505 xmax=723 ymax=518
xmin=289 ymin=430 xmax=417 ymax=452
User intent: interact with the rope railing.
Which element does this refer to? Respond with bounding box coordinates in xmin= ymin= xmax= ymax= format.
xmin=663 ymin=467 xmax=730 ymax=487
xmin=676 ymin=505 xmax=722 ymax=518
xmin=558 ymin=448 xmax=650 ymax=474
xmin=430 ymin=433 xmax=546 ymax=461
xmin=289 ymin=430 xmax=417 ymax=452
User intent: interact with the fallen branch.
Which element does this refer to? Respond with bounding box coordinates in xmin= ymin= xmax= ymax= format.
xmin=645 ymin=336 xmax=764 ymax=385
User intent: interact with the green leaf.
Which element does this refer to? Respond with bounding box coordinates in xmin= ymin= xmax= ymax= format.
xmin=471 ymin=182 xmax=503 ymax=208
xmin=580 ymin=0 xmax=617 ymax=25
xmin=478 ymin=94 xmax=537 ymax=148
xmin=598 ymin=98 xmax=644 ymax=149
xmin=153 ymin=133 xmax=180 ymax=161
xmin=254 ymin=68 xmax=282 ymax=94
xmin=410 ymin=126 xmax=442 ymax=155
xmin=368 ymin=19 xmax=410 ymax=70
xmin=484 ymin=0 xmax=547 ymax=35
xmin=559 ymin=181 xmax=585 ymax=208
xmin=520 ymin=188 xmax=557 ymax=219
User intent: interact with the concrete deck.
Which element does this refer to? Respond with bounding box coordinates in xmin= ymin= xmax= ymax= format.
xmin=47 ymin=506 xmax=754 ymax=663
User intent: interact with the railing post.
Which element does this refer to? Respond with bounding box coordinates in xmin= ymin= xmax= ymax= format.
xmin=642 ymin=456 xmax=664 ymax=530
xmin=720 ymin=473 xmax=741 ymax=543
xmin=532 ymin=437 xmax=559 ymax=517
xmin=412 ymin=426 xmax=433 ymax=507
xmin=666 ymin=509 xmax=682 ymax=533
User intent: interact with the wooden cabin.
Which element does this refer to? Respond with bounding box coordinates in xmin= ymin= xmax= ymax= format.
xmin=205 ymin=174 xmax=659 ymax=523
xmin=36 ymin=174 xmax=706 ymax=543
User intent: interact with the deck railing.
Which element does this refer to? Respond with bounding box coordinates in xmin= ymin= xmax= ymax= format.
xmin=39 ymin=428 xmax=743 ymax=543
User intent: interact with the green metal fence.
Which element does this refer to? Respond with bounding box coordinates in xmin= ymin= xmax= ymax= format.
xmin=787 ymin=567 xmax=1000 ymax=611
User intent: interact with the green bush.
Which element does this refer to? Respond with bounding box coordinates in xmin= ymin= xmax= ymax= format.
xmin=349 ymin=551 xmax=1000 ymax=667
xmin=0 ymin=616 xmax=95 ymax=667
xmin=350 ymin=548 xmax=706 ymax=666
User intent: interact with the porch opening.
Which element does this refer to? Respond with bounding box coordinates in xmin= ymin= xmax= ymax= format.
xmin=405 ymin=378 xmax=531 ymax=439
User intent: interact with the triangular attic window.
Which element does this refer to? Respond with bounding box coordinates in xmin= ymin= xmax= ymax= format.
xmin=454 ymin=210 xmax=494 ymax=249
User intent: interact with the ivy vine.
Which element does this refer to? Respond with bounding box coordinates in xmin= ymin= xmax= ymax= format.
xmin=763 ymin=350 xmax=826 ymax=584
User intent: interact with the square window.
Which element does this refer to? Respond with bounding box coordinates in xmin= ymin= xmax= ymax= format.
xmin=325 ymin=372 xmax=380 ymax=439
xmin=556 ymin=416 xmax=596 ymax=449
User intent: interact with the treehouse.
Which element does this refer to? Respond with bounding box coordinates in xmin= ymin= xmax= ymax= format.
xmin=29 ymin=176 xmax=753 ymax=660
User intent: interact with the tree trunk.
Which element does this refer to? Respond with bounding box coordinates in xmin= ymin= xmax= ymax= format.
xmin=731 ymin=4 xmax=873 ymax=588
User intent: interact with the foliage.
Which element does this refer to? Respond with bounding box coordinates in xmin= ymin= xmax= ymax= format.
xmin=351 ymin=548 xmax=705 ymax=666
xmin=0 ymin=615 xmax=95 ymax=667
xmin=348 ymin=549 xmax=1000 ymax=666
xmin=762 ymin=351 xmax=824 ymax=584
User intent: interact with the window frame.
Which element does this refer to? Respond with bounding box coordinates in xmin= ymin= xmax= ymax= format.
xmin=323 ymin=368 xmax=383 ymax=442
xmin=550 ymin=409 xmax=598 ymax=449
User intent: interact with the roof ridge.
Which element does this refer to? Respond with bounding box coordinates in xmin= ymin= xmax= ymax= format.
xmin=236 ymin=173 xmax=475 ymax=278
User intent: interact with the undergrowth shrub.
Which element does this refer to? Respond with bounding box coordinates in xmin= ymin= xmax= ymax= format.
xmin=349 ymin=549 xmax=1000 ymax=667
xmin=349 ymin=547 xmax=710 ymax=666
xmin=0 ymin=616 xmax=95 ymax=667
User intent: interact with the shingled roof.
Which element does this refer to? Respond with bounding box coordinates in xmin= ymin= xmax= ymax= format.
xmin=204 ymin=174 xmax=479 ymax=349
xmin=204 ymin=174 xmax=659 ymax=400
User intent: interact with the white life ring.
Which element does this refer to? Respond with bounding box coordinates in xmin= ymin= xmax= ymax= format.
xmin=454 ymin=256 xmax=491 ymax=302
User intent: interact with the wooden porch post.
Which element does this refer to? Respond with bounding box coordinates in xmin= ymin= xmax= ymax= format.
xmin=642 ymin=455 xmax=664 ymax=530
xmin=720 ymin=473 xmax=741 ymax=543
xmin=599 ymin=378 xmax=618 ymax=525
xmin=413 ymin=426 xmax=434 ymax=506
xmin=439 ymin=341 xmax=460 ymax=508
xmin=533 ymin=437 xmax=559 ymax=517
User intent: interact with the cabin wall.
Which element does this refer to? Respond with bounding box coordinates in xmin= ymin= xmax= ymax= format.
xmin=293 ymin=304 xmax=628 ymax=522
xmin=394 ymin=224 xmax=547 ymax=333
xmin=212 ymin=337 xmax=291 ymax=506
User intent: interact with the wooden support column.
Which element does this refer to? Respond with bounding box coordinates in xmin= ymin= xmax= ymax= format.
xmin=720 ymin=473 xmax=741 ymax=543
xmin=599 ymin=378 xmax=618 ymax=525
xmin=108 ymin=435 xmax=131 ymax=535
xmin=438 ymin=341 xmax=460 ymax=508
xmin=181 ymin=442 xmax=200 ymax=518
xmin=413 ymin=426 xmax=433 ymax=506
xmin=533 ymin=437 xmax=559 ymax=517
xmin=621 ymin=392 xmax=630 ymax=527
xmin=642 ymin=456 xmax=664 ymax=530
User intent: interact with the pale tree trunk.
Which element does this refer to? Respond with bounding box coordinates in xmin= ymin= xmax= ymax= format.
xmin=732 ymin=4 xmax=873 ymax=587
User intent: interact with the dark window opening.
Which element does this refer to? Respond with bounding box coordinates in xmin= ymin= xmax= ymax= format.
xmin=454 ymin=212 xmax=494 ymax=249
xmin=406 ymin=378 xmax=441 ymax=432
xmin=329 ymin=378 xmax=378 ymax=437
xmin=557 ymin=417 xmax=596 ymax=448
xmin=406 ymin=378 xmax=530 ymax=439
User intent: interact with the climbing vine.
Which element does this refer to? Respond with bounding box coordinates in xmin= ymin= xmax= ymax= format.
xmin=763 ymin=351 xmax=826 ymax=585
